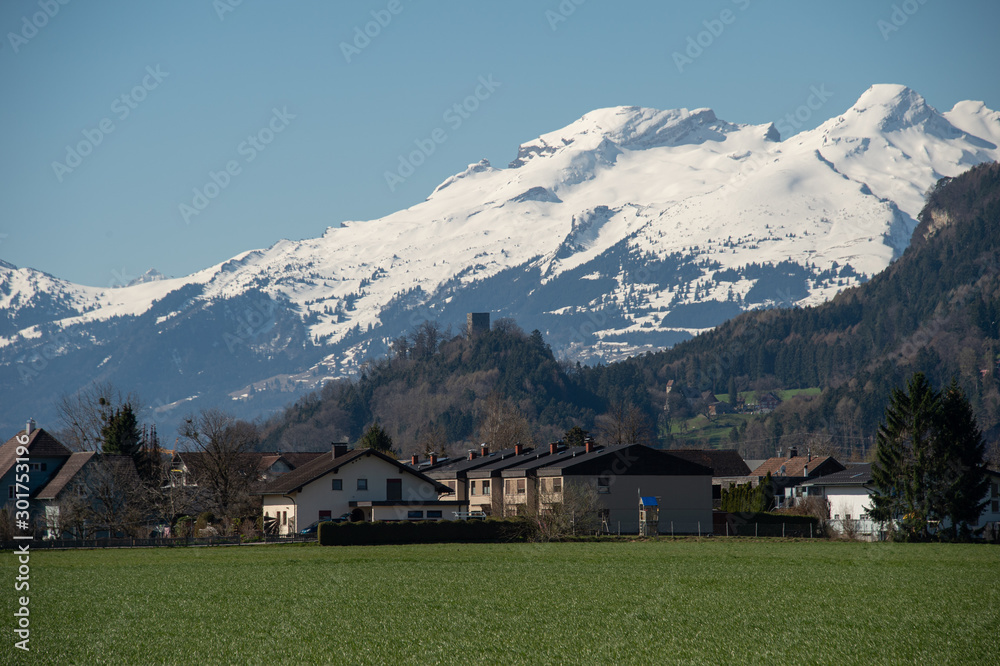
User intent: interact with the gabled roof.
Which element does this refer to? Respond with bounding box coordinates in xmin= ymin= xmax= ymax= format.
xmin=35 ymin=451 xmax=96 ymax=500
xmin=751 ymin=455 xmax=844 ymax=479
xmin=278 ymin=452 xmax=327 ymax=469
xmin=426 ymin=447 xmax=521 ymax=478
xmin=466 ymin=448 xmax=553 ymax=478
xmin=259 ymin=447 xmax=451 ymax=495
xmin=501 ymin=446 xmax=588 ymax=477
xmin=801 ymin=463 xmax=873 ymax=487
xmin=0 ymin=427 xmax=73 ymax=479
xmin=35 ymin=453 xmax=139 ymax=500
xmin=536 ymin=444 xmax=713 ymax=477
xmin=669 ymin=449 xmax=751 ymax=477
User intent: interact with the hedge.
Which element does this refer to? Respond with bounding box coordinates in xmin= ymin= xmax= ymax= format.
xmin=318 ymin=518 xmax=536 ymax=546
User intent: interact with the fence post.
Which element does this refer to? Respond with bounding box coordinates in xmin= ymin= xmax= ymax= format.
xmin=726 ymin=522 xmax=729 ymax=537
xmin=698 ymin=522 xmax=701 ymax=538
xmin=782 ymin=523 xmax=785 ymax=538
xmin=810 ymin=523 xmax=813 ymax=539
xmin=671 ymin=521 xmax=674 ymax=538
xmin=755 ymin=522 xmax=758 ymax=538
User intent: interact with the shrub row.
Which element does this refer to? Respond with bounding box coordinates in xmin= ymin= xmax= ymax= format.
xmin=318 ymin=518 xmax=536 ymax=546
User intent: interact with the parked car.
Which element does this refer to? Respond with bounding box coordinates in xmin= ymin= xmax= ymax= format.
xmin=300 ymin=513 xmax=351 ymax=535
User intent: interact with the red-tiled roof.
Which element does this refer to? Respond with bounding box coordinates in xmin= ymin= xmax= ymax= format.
xmin=751 ymin=455 xmax=844 ymax=478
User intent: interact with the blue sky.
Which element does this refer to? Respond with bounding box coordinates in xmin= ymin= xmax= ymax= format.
xmin=2 ymin=0 xmax=998 ymax=287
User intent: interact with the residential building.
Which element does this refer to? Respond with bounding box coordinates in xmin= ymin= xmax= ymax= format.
xmin=751 ymin=448 xmax=846 ymax=507
xmin=513 ymin=443 xmax=714 ymax=534
xmin=0 ymin=421 xmax=73 ymax=531
xmin=258 ymin=444 xmax=467 ymax=534
xmin=670 ymin=449 xmax=753 ymax=507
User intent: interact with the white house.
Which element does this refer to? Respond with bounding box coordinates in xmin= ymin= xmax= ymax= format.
xmin=259 ymin=444 xmax=468 ymax=535
xmin=795 ymin=463 xmax=1000 ymax=540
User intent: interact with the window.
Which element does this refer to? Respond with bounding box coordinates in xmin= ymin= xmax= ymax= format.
xmin=408 ymin=510 xmax=424 ymax=519
xmin=552 ymin=478 xmax=562 ymax=493
xmin=444 ymin=481 xmax=456 ymax=496
xmin=332 ymin=479 xmax=343 ymax=491
xmin=471 ymin=481 xmax=478 ymax=496
xmin=427 ymin=510 xmax=442 ymax=519
xmin=281 ymin=511 xmax=287 ymax=525
xmin=516 ymin=479 xmax=526 ymax=494
xmin=482 ymin=480 xmax=490 ymax=495
xmin=504 ymin=480 xmax=513 ymax=494
xmin=357 ymin=478 xmax=368 ymax=491
xmin=598 ymin=476 xmax=610 ymax=494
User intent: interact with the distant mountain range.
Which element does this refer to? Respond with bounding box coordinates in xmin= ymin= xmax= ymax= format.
xmin=3 ymin=84 xmax=1000 ymax=439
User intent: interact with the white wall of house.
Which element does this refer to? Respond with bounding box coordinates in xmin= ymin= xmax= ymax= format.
xmin=824 ymin=487 xmax=874 ymax=521
xmin=263 ymin=454 xmax=446 ymax=534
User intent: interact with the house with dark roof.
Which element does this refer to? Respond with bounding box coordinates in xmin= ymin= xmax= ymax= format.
xmin=427 ymin=443 xmax=536 ymax=515
xmin=1 ymin=421 xmax=74 ymax=531
xmin=258 ymin=444 xmax=467 ymax=534
xmin=36 ymin=452 xmax=141 ymax=539
xmin=530 ymin=444 xmax=714 ymax=534
xmin=669 ymin=449 xmax=753 ymax=507
xmin=463 ymin=444 xmax=556 ymax=516
xmin=790 ymin=463 xmax=1000 ymax=540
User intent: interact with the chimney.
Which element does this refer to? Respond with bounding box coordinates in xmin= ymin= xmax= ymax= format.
xmin=807 ymin=448 xmax=812 ymax=462
xmin=585 ymin=440 xmax=595 ymax=453
xmin=332 ymin=442 xmax=348 ymax=458
xmin=514 ymin=443 xmax=523 ymax=456
xmin=429 ymin=452 xmax=438 ymax=465
xmin=789 ymin=446 xmax=798 ymax=459
xmin=411 ymin=454 xmax=419 ymax=466
xmin=803 ymin=464 xmax=809 ymax=477
xmin=468 ymin=450 xmax=477 ymax=461
xmin=25 ymin=418 xmax=35 ymax=436
xmin=777 ymin=447 xmax=783 ymax=459
xmin=549 ymin=442 xmax=558 ymax=455
xmin=480 ymin=443 xmax=489 ymax=457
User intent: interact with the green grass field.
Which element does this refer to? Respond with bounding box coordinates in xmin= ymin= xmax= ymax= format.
xmin=4 ymin=539 xmax=998 ymax=664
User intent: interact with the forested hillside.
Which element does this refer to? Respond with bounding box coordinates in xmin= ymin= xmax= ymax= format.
xmin=262 ymin=163 xmax=1000 ymax=462
xmin=612 ymin=161 xmax=1000 ymax=458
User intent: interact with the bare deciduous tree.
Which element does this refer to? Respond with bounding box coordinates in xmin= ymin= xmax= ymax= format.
xmin=478 ymin=392 xmax=533 ymax=451
xmin=181 ymin=409 xmax=261 ymax=521
xmin=56 ymin=381 xmax=143 ymax=452
xmin=596 ymin=400 xmax=654 ymax=447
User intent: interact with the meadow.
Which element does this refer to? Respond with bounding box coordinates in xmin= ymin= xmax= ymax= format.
xmin=4 ymin=539 xmax=998 ymax=664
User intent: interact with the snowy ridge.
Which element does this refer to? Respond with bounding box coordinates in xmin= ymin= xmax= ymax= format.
xmin=2 ymin=84 xmax=1000 ymax=410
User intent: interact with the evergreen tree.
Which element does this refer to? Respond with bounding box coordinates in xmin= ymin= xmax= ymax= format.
xmin=101 ymin=404 xmax=142 ymax=457
xmin=935 ymin=381 xmax=990 ymax=539
xmin=564 ymin=426 xmax=589 ymax=448
xmin=870 ymin=373 xmax=940 ymax=539
xmin=359 ymin=421 xmax=394 ymax=454
xmin=871 ymin=373 xmax=990 ymax=540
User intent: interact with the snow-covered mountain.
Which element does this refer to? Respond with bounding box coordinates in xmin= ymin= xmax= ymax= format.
xmin=3 ymin=84 xmax=999 ymax=435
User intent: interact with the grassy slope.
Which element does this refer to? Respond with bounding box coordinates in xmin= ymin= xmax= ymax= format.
xmin=6 ymin=540 xmax=998 ymax=664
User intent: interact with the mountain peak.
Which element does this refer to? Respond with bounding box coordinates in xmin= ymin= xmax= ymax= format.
xmin=509 ymin=105 xmax=738 ymax=168
xmin=847 ymin=84 xmax=940 ymax=132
